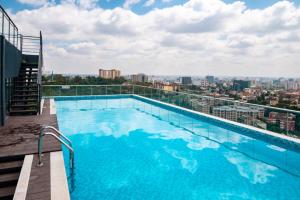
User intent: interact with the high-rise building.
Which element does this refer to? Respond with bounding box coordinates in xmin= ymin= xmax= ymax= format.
xmin=285 ymin=79 xmax=298 ymax=90
xmin=181 ymin=77 xmax=192 ymax=85
xmin=233 ymin=80 xmax=251 ymax=91
xmin=206 ymin=76 xmax=215 ymax=84
xmin=130 ymin=74 xmax=148 ymax=83
xmin=99 ymin=69 xmax=121 ymax=79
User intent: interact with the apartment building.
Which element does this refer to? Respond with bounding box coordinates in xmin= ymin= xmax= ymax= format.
xmin=212 ymin=105 xmax=264 ymax=125
xmin=99 ymin=69 xmax=121 ymax=79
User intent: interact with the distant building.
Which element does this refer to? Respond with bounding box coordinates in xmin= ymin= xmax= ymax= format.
xmin=268 ymin=112 xmax=296 ymax=131
xmin=269 ymin=97 xmax=279 ymax=106
xmin=206 ymin=76 xmax=215 ymax=84
xmin=285 ymin=79 xmax=298 ymax=91
xmin=130 ymin=74 xmax=148 ymax=83
xmin=190 ymin=100 xmax=210 ymax=114
xmin=233 ymin=80 xmax=251 ymax=91
xmin=199 ymin=80 xmax=209 ymax=87
xmin=99 ymin=69 xmax=121 ymax=79
xmin=181 ymin=77 xmax=192 ymax=85
xmin=212 ymin=105 xmax=264 ymax=126
xmin=154 ymin=82 xmax=179 ymax=91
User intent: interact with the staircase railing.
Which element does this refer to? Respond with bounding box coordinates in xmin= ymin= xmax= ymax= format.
xmin=37 ymin=31 xmax=43 ymax=114
xmin=0 ymin=5 xmax=19 ymax=49
xmin=19 ymin=31 xmax=43 ymax=113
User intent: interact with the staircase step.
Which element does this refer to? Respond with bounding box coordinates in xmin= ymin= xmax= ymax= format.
xmin=14 ymin=86 xmax=38 ymax=89
xmin=9 ymin=110 xmax=37 ymax=115
xmin=14 ymin=90 xmax=38 ymax=93
xmin=21 ymin=63 xmax=38 ymax=67
xmin=18 ymin=73 xmax=38 ymax=77
xmin=13 ymin=94 xmax=38 ymax=98
xmin=0 ymin=161 xmax=23 ymax=175
xmin=19 ymin=68 xmax=38 ymax=71
xmin=11 ymin=104 xmax=38 ymax=109
xmin=0 ymin=156 xmax=24 ymax=163
xmin=10 ymin=99 xmax=38 ymax=103
xmin=0 ymin=173 xmax=19 ymax=188
xmin=0 ymin=186 xmax=15 ymax=199
xmin=15 ymin=80 xmax=37 ymax=83
xmin=16 ymin=78 xmax=37 ymax=81
xmin=19 ymin=72 xmax=38 ymax=77
xmin=14 ymin=84 xmax=38 ymax=87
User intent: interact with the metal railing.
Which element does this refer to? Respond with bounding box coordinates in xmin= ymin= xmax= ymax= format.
xmin=42 ymin=84 xmax=300 ymax=138
xmin=38 ymin=126 xmax=74 ymax=169
xmin=37 ymin=32 xmax=43 ymax=114
xmin=0 ymin=5 xmax=19 ymax=49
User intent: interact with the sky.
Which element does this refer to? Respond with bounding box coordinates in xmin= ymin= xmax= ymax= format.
xmin=1 ymin=0 xmax=300 ymax=77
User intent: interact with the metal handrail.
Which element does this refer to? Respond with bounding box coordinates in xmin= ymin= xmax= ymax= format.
xmin=38 ymin=126 xmax=74 ymax=169
xmin=37 ymin=31 xmax=43 ymax=114
xmin=0 ymin=5 xmax=18 ymax=32
xmin=40 ymin=126 xmax=72 ymax=146
xmin=1 ymin=5 xmax=19 ymax=48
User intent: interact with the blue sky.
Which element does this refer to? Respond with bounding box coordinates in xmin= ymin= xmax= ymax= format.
xmin=2 ymin=0 xmax=300 ymax=14
xmin=2 ymin=0 xmax=300 ymax=77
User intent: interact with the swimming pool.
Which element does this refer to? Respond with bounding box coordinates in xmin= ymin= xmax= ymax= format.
xmin=55 ymin=95 xmax=300 ymax=200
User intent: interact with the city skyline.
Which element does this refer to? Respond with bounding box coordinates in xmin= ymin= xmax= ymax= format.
xmin=3 ymin=0 xmax=300 ymax=77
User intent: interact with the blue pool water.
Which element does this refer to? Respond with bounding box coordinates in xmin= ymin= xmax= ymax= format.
xmin=55 ymin=96 xmax=300 ymax=200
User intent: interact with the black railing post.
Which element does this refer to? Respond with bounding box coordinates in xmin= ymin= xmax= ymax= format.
xmin=20 ymin=34 xmax=23 ymax=53
xmin=0 ymin=35 xmax=5 ymax=126
xmin=8 ymin=21 xmax=10 ymax=42
xmin=1 ymin=11 xmax=4 ymax=36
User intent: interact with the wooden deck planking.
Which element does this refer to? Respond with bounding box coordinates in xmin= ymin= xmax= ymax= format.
xmin=0 ymin=99 xmax=61 ymax=157
xmin=0 ymin=99 xmax=62 ymax=200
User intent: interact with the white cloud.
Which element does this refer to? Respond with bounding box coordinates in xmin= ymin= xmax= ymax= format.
xmin=144 ymin=0 xmax=155 ymax=7
xmin=77 ymin=0 xmax=99 ymax=9
xmin=11 ymin=0 xmax=300 ymax=77
xmin=123 ymin=0 xmax=141 ymax=9
xmin=17 ymin=0 xmax=49 ymax=6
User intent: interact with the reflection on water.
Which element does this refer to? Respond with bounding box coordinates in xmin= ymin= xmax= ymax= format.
xmin=225 ymin=151 xmax=277 ymax=184
xmin=56 ymin=98 xmax=300 ymax=200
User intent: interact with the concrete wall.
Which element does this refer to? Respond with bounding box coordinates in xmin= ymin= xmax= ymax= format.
xmin=5 ymin=39 xmax=22 ymax=78
xmin=0 ymin=35 xmax=23 ymax=126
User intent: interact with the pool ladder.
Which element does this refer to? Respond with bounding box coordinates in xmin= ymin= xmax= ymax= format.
xmin=37 ymin=126 xmax=74 ymax=169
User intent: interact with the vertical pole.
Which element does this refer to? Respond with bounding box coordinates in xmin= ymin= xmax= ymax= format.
xmin=132 ymin=85 xmax=134 ymax=95
xmin=286 ymin=112 xmax=289 ymax=135
xmin=20 ymin=35 xmax=23 ymax=53
xmin=0 ymin=36 xmax=5 ymax=126
xmin=105 ymin=85 xmax=108 ymax=109
xmin=8 ymin=22 xmax=10 ymax=42
xmin=16 ymin=30 xmax=18 ymax=49
xmin=76 ymin=86 xmax=77 ymax=96
xmin=13 ymin=28 xmax=15 ymax=46
xmin=1 ymin=12 xmax=4 ymax=36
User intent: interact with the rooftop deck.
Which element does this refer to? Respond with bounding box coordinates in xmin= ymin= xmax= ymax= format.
xmin=0 ymin=99 xmax=63 ymax=200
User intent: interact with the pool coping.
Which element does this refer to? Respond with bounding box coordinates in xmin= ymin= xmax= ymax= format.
xmin=50 ymin=151 xmax=70 ymax=200
xmin=13 ymin=155 xmax=33 ymax=200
